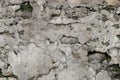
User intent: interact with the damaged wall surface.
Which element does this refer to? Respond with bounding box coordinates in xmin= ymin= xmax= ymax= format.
xmin=0 ymin=0 xmax=120 ymax=80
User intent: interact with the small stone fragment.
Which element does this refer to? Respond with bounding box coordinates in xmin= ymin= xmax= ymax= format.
xmin=108 ymin=48 xmax=119 ymax=65
xmin=61 ymin=36 xmax=79 ymax=44
xmin=50 ymin=49 xmax=66 ymax=63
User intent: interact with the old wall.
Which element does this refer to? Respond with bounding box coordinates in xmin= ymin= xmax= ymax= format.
xmin=0 ymin=0 xmax=120 ymax=80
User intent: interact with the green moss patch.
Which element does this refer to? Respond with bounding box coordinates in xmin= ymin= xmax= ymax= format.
xmin=0 ymin=68 xmax=3 ymax=77
xmin=116 ymin=34 xmax=120 ymax=40
xmin=108 ymin=64 xmax=120 ymax=79
xmin=16 ymin=2 xmax=33 ymax=12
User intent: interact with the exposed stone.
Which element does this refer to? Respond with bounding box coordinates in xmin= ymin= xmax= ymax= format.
xmin=108 ymin=48 xmax=119 ymax=65
xmin=0 ymin=78 xmax=7 ymax=80
xmin=0 ymin=60 xmax=4 ymax=69
xmin=8 ymin=78 xmax=17 ymax=80
xmin=96 ymin=70 xmax=111 ymax=80
xmin=2 ymin=66 xmax=13 ymax=77
xmin=105 ymin=0 xmax=120 ymax=6
xmin=8 ymin=43 xmax=52 ymax=80
xmin=0 ymin=0 xmax=119 ymax=80
xmin=50 ymin=49 xmax=66 ymax=63
xmin=38 ymin=70 xmax=55 ymax=80
xmin=0 ymin=77 xmax=17 ymax=80
xmin=58 ymin=64 xmax=95 ymax=80
xmin=0 ymin=25 xmax=7 ymax=33
xmin=67 ymin=0 xmax=81 ymax=8
xmin=49 ymin=17 xmax=79 ymax=24
xmin=9 ymin=0 xmax=22 ymax=4
xmin=47 ymin=0 xmax=65 ymax=8
xmin=0 ymin=35 xmax=6 ymax=47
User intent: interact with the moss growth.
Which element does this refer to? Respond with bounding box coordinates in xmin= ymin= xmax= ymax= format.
xmin=104 ymin=54 xmax=111 ymax=62
xmin=109 ymin=64 xmax=120 ymax=71
xmin=0 ymin=68 xmax=3 ymax=77
xmin=20 ymin=2 xmax=33 ymax=12
xmin=108 ymin=64 xmax=120 ymax=79
xmin=16 ymin=2 xmax=33 ymax=12
xmin=116 ymin=34 xmax=120 ymax=40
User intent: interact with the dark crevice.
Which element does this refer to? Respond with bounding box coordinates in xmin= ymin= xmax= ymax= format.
xmin=113 ymin=24 xmax=120 ymax=29
xmin=87 ymin=50 xmax=106 ymax=56
xmin=9 ymin=22 xmax=18 ymax=26
xmin=88 ymin=50 xmax=111 ymax=75
xmin=6 ymin=64 xmax=10 ymax=69
xmin=102 ymin=5 xmax=116 ymax=12
xmin=0 ymin=68 xmax=3 ymax=77
xmin=13 ymin=50 xmax=18 ymax=55
xmin=87 ymin=50 xmax=111 ymax=63
xmin=85 ymin=7 xmax=97 ymax=12
xmin=60 ymin=35 xmax=80 ymax=44
xmin=116 ymin=34 xmax=120 ymax=40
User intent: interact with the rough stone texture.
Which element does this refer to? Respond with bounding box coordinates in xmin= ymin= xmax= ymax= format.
xmin=105 ymin=0 xmax=120 ymax=6
xmin=0 ymin=0 xmax=120 ymax=80
xmin=96 ymin=70 xmax=111 ymax=80
xmin=8 ymin=43 xmax=52 ymax=80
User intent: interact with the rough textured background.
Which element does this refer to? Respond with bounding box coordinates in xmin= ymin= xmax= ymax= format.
xmin=0 ymin=0 xmax=120 ymax=80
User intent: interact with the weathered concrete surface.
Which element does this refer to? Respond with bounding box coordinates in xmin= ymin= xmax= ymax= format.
xmin=0 ymin=0 xmax=120 ymax=80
